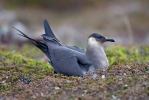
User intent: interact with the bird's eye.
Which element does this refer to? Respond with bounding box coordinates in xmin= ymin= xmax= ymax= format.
xmin=98 ymin=36 xmax=102 ymax=38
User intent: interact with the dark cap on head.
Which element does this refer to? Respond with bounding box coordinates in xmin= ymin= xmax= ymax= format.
xmin=89 ymin=33 xmax=115 ymax=43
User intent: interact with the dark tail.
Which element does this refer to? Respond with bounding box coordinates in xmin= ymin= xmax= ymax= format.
xmin=13 ymin=27 xmax=51 ymax=58
xmin=43 ymin=19 xmax=60 ymax=41
xmin=44 ymin=19 xmax=56 ymax=38
xmin=42 ymin=19 xmax=61 ymax=45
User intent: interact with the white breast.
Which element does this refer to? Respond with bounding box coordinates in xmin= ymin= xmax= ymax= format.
xmin=87 ymin=37 xmax=109 ymax=70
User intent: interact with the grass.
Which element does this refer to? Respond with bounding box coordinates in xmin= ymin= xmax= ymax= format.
xmin=0 ymin=45 xmax=149 ymax=100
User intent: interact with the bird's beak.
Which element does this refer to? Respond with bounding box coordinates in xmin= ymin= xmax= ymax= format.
xmin=106 ymin=38 xmax=115 ymax=42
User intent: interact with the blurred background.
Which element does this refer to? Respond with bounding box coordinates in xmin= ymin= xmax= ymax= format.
xmin=0 ymin=0 xmax=149 ymax=47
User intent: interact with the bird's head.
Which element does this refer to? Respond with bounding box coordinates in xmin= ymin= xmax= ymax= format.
xmin=88 ymin=33 xmax=115 ymax=45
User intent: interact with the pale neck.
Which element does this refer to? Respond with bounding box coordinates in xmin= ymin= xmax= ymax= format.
xmin=86 ymin=39 xmax=109 ymax=70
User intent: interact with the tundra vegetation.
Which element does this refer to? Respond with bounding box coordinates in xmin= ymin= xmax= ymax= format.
xmin=0 ymin=45 xmax=148 ymax=99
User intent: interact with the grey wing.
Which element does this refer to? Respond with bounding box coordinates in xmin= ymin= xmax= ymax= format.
xmin=66 ymin=46 xmax=85 ymax=53
xmin=51 ymin=47 xmax=84 ymax=76
xmin=67 ymin=47 xmax=93 ymax=73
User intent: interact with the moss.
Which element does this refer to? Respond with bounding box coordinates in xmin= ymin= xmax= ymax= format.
xmin=0 ymin=51 xmax=52 ymax=93
xmin=106 ymin=46 xmax=149 ymax=65
xmin=0 ymin=45 xmax=149 ymax=99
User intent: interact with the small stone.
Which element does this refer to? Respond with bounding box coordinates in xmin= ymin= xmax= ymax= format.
xmin=66 ymin=80 xmax=71 ymax=83
xmin=101 ymin=75 xmax=105 ymax=79
xmin=54 ymin=86 xmax=60 ymax=90
xmin=126 ymin=65 xmax=131 ymax=69
xmin=40 ymin=93 xmax=44 ymax=97
xmin=84 ymin=90 xmax=87 ymax=93
xmin=112 ymin=95 xmax=117 ymax=99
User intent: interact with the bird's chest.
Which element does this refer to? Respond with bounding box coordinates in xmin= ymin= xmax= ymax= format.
xmin=87 ymin=47 xmax=109 ymax=70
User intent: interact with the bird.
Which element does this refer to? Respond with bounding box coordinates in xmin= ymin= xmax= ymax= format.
xmin=14 ymin=19 xmax=115 ymax=77
xmin=86 ymin=33 xmax=115 ymax=71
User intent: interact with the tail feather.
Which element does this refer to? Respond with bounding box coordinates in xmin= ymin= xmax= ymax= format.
xmin=44 ymin=19 xmax=56 ymax=38
xmin=13 ymin=27 xmax=51 ymax=58
xmin=42 ymin=19 xmax=61 ymax=45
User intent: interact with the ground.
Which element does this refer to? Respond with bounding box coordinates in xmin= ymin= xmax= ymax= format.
xmin=0 ymin=45 xmax=149 ymax=100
